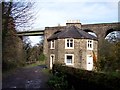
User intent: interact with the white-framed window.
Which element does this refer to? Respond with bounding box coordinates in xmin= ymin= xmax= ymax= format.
xmin=65 ymin=38 xmax=74 ymax=49
xmin=50 ymin=40 xmax=55 ymax=49
xmin=65 ymin=54 xmax=74 ymax=65
xmin=87 ymin=40 xmax=93 ymax=50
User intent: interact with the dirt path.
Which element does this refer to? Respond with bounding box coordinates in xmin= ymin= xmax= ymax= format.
xmin=2 ymin=65 xmax=52 ymax=89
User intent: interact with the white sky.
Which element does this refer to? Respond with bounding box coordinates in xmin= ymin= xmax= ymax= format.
xmin=27 ymin=0 xmax=119 ymax=46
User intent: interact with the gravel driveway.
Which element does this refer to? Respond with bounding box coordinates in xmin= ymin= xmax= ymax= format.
xmin=2 ymin=65 xmax=52 ymax=89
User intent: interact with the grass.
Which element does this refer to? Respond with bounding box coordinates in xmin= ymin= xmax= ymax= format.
xmin=24 ymin=61 xmax=45 ymax=68
xmin=42 ymin=68 xmax=52 ymax=76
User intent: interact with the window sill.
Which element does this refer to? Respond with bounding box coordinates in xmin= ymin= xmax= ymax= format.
xmin=50 ymin=48 xmax=55 ymax=49
xmin=66 ymin=63 xmax=74 ymax=65
xmin=65 ymin=47 xmax=74 ymax=49
xmin=87 ymin=48 xmax=93 ymax=50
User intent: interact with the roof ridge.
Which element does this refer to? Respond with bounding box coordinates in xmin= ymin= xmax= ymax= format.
xmin=58 ymin=26 xmax=70 ymax=38
xmin=74 ymin=26 xmax=83 ymax=37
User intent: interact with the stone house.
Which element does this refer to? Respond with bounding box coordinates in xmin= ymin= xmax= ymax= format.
xmin=44 ymin=22 xmax=98 ymax=71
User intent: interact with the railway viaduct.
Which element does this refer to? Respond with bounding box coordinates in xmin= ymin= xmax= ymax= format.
xmin=15 ymin=21 xmax=120 ymax=66
xmin=17 ymin=22 xmax=120 ymax=43
xmin=17 ymin=21 xmax=120 ymax=41
xmin=17 ymin=22 xmax=120 ymax=56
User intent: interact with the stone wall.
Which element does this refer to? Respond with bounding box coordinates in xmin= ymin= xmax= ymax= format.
xmin=47 ymin=38 xmax=98 ymax=70
xmin=43 ymin=26 xmax=65 ymax=67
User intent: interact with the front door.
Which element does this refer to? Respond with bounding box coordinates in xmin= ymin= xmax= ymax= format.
xmin=50 ymin=54 xmax=55 ymax=69
xmin=86 ymin=55 xmax=93 ymax=71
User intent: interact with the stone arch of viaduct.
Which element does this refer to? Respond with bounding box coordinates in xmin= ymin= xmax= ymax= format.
xmin=43 ymin=22 xmax=120 ymax=43
xmin=81 ymin=22 xmax=120 ymax=40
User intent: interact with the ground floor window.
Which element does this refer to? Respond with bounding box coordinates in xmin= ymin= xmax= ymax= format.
xmin=65 ymin=54 xmax=74 ymax=65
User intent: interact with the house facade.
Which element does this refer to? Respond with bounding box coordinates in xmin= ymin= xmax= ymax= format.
xmin=44 ymin=22 xmax=98 ymax=71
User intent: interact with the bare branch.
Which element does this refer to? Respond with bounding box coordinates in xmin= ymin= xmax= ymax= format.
xmin=3 ymin=1 xmax=36 ymax=31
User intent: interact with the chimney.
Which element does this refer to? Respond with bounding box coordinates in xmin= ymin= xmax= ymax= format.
xmin=66 ymin=20 xmax=81 ymax=29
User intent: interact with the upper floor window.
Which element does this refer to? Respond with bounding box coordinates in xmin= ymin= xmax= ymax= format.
xmin=50 ymin=40 xmax=55 ymax=49
xmin=65 ymin=38 xmax=74 ymax=49
xmin=87 ymin=40 xmax=93 ymax=50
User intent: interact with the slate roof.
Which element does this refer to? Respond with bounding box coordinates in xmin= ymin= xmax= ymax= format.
xmin=47 ymin=26 xmax=97 ymax=41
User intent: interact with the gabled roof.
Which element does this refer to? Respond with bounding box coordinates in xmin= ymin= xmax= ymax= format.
xmin=47 ymin=26 xmax=97 ymax=41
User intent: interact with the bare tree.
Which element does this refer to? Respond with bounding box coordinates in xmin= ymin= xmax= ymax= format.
xmin=2 ymin=0 xmax=37 ymax=70
xmin=2 ymin=0 xmax=37 ymax=46
xmin=2 ymin=0 xmax=36 ymax=31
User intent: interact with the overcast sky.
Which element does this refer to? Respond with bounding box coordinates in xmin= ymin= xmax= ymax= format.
xmin=32 ymin=0 xmax=119 ymax=29
xmin=27 ymin=0 xmax=119 ymax=46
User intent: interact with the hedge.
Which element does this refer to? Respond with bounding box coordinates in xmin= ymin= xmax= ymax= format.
xmin=52 ymin=64 xmax=120 ymax=90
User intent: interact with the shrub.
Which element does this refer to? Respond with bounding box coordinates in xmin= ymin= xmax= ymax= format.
xmin=52 ymin=64 xmax=120 ymax=90
xmin=39 ymin=53 xmax=46 ymax=61
xmin=47 ymin=72 xmax=68 ymax=90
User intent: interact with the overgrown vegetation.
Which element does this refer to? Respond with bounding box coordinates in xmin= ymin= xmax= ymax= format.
xmin=2 ymin=1 xmax=37 ymax=72
xmin=47 ymin=70 xmax=68 ymax=90
xmin=98 ymin=39 xmax=120 ymax=72
xmin=48 ymin=64 xmax=120 ymax=90
xmin=23 ymin=37 xmax=45 ymax=65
